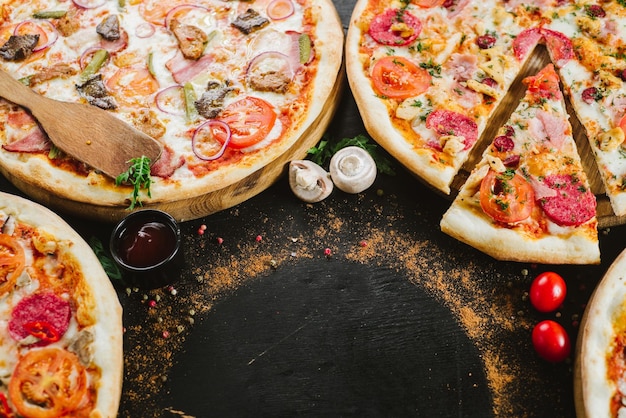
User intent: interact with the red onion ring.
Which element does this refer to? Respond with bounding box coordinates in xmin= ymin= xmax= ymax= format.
xmin=154 ymin=85 xmax=186 ymax=116
xmin=71 ymin=0 xmax=106 ymax=8
xmin=192 ymin=120 xmax=231 ymax=161
xmin=14 ymin=20 xmax=59 ymax=53
xmin=267 ymin=0 xmax=295 ymax=20
xmin=79 ymin=46 xmax=109 ymax=70
xmin=246 ymin=51 xmax=293 ymax=81
xmin=135 ymin=22 xmax=156 ymax=38
xmin=164 ymin=4 xmax=210 ymax=30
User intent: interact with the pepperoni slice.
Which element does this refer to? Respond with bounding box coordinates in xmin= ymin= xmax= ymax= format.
xmin=9 ymin=293 xmax=71 ymax=346
xmin=512 ymin=27 xmax=542 ymax=62
xmin=542 ymin=28 xmax=574 ymax=68
xmin=539 ymin=174 xmax=596 ymax=227
xmin=426 ymin=109 xmax=478 ymax=150
xmin=368 ymin=8 xmax=422 ymax=46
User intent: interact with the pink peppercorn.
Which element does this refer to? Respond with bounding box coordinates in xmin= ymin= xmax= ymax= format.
xmin=217 ymin=237 xmax=224 ymax=245
xmin=324 ymin=248 xmax=331 ymax=257
xmin=148 ymin=300 xmax=157 ymax=308
xmin=256 ymin=235 xmax=262 ymax=242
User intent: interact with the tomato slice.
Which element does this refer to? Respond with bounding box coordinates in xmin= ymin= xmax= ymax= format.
xmin=522 ymin=63 xmax=561 ymax=100
xmin=618 ymin=113 xmax=626 ymax=136
xmin=371 ymin=56 xmax=431 ymax=99
xmin=0 ymin=234 xmax=24 ymax=296
xmin=218 ymin=96 xmax=277 ymax=149
xmin=479 ymin=169 xmax=535 ymax=223
xmin=9 ymin=348 xmax=88 ymax=418
xmin=414 ymin=0 xmax=445 ymax=7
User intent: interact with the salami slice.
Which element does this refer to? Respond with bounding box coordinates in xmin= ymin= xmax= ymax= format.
xmin=426 ymin=109 xmax=478 ymax=149
xmin=368 ymin=8 xmax=422 ymax=47
xmin=512 ymin=27 xmax=542 ymax=61
xmin=539 ymin=174 xmax=596 ymax=227
xmin=9 ymin=292 xmax=71 ymax=346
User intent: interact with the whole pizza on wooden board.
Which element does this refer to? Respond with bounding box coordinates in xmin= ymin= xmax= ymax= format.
xmin=346 ymin=0 xmax=626 ymax=263
xmin=0 ymin=191 xmax=123 ymax=417
xmin=0 ymin=0 xmax=343 ymax=219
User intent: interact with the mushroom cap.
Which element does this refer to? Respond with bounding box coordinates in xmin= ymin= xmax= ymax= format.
xmin=288 ymin=160 xmax=333 ymax=203
xmin=329 ymin=146 xmax=377 ymax=194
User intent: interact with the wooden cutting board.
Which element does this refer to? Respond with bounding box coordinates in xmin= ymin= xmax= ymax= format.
xmin=2 ymin=68 xmax=345 ymax=224
xmin=450 ymin=47 xmax=623 ymax=229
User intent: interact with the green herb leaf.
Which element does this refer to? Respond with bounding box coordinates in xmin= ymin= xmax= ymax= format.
xmin=89 ymin=236 xmax=123 ymax=281
xmin=115 ymin=156 xmax=152 ymax=210
xmin=307 ymin=134 xmax=396 ymax=176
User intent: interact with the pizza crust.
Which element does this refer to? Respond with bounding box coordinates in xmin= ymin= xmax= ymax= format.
xmin=0 ymin=192 xmax=123 ymax=417
xmin=575 ymin=248 xmax=626 ymax=417
xmin=440 ymin=201 xmax=600 ymax=265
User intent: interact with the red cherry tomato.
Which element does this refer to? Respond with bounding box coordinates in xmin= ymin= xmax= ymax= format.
xmin=529 ymin=271 xmax=567 ymax=313
xmin=531 ymin=320 xmax=571 ymax=362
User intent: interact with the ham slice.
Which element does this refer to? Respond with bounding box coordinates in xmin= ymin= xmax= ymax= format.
xmin=166 ymin=52 xmax=213 ymax=84
xmin=151 ymin=146 xmax=184 ymax=178
xmin=446 ymin=53 xmax=477 ymax=81
xmin=2 ymin=128 xmax=51 ymax=153
xmin=528 ymin=109 xmax=567 ymax=149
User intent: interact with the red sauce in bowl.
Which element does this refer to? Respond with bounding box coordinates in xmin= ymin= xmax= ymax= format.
xmin=117 ymin=220 xmax=177 ymax=268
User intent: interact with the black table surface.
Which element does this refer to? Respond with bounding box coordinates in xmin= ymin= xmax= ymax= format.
xmin=2 ymin=1 xmax=624 ymax=417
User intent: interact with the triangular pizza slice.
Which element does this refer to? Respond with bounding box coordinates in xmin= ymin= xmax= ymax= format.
xmin=440 ymin=64 xmax=599 ymax=264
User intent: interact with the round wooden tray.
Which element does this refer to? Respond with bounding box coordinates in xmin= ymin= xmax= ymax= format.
xmin=448 ymin=47 xmax=623 ymax=229
xmin=2 ymin=69 xmax=345 ymax=224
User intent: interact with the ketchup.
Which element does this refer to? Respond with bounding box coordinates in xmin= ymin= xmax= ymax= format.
xmin=117 ymin=220 xmax=177 ymax=268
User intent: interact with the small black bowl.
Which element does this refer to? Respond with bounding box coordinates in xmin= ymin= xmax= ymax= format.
xmin=109 ymin=209 xmax=184 ymax=289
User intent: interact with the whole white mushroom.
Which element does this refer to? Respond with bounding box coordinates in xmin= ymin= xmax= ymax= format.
xmin=329 ymin=146 xmax=376 ymax=193
xmin=288 ymin=160 xmax=333 ymax=203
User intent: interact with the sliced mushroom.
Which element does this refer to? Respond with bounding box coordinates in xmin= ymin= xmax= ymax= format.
xmin=289 ymin=160 xmax=333 ymax=203
xmin=329 ymin=146 xmax=376 ymax=194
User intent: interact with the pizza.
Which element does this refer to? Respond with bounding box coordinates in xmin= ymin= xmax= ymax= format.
xmin=345 ymin=0 xmax=626 ymax=262
xmin=0 ymin=191 xmax=123 ymax=417
xmin=440 ymin=64 xmax=599 ymax=264
xmin=0 ymin=0 xmax=343 ymax=209
xmin=575 ymin=248 xmax=626 ymax=417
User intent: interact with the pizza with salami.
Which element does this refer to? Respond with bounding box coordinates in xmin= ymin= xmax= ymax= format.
xmin=0 ymin=0 xmax=343 ymax=212
xmin=440 ymin=64 xmax=599 ymax=264
xmin=345 ymin=0 xmax=626 ymax=262
xmin=0 ymin=191 xmax=123 ymax=417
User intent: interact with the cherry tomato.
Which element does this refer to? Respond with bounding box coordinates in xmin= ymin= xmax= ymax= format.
xmin=218 ymin=96 xmax=277 ymax=149
xmin=479 ymin=169 xmax=535 ymax=223
xmin=529 ymin=271 xmax=567 ymax=313
xmin=523 ymin=64 xmax=561 ymax=100
xmin=371 ymin=56 xmax=432 ymax=100
xmin=531 ymin=320 xmax=571 ymax=362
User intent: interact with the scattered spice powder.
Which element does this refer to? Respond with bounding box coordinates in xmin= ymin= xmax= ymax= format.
xmin=117 ymin=187 xmax=562 ymax=417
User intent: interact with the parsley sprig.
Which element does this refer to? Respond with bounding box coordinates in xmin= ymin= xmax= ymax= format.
xmin=115 ymin=156 xmax=152 ymax=210
xmin=89 ymin=236 xmax=123 ymax=282
xmin=307 ymin=134 xmax=396 ymax=176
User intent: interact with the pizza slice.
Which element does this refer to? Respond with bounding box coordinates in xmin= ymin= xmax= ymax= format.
xmin=440 ymin=64 xmax=600 ymax=264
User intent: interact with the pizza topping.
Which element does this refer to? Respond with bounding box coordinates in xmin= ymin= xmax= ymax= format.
xmin=368 ymin=8 xmax=422 ymax=47
xmin=98 ymin=27 xmax=128 ymax=54
xmin=246 ymin=51 xmax=293 ymax=93
xmin=96 ymin=14 xmax=120 ymax=41
xmin=231 ymin=9 xmax=270 ymax=35
xmin=217 ymin=96 xmax=277 ymax=149
xmin=479 ymin=169 xmax=535 ymax=224
xmin=0 ymin=34 xmax=39 ymax=61
xmin=68 ymin=329 xmax=95 ymax=366
xmin=192 ymin=120 xmax=231 ymax=161
xmin=75 ymin=74 xmax=117 ymax=110
xmin=72 ymin=0 xmax=107 ymax=9
xmin=512 ymin=27 xmax=542 ymax=62
xmin=512 ymin=28 xmax=573 ymax=68
xmin=523 ymin=63 xmax=561 ymax=100
xmin=53 ymin=7 xmax=81 ymax=37
xmin=2 ymin=128 xmax=51 ymax=153
xmin=447 ymin=53 xmax=477 ymax=82
xmin=9 ymin=347 xmax=88 ymax=418
xmin=597 ymin=127 xmax=625 ymax=152
xmin=26 ymin=63 xmax=77 ymax=87
xmin=539 ymin=174 xmax=596 ymax=227
xmin=166 ymin=52 xmax=213 ymax=83
xmin=476 ymin=34 xmax=496 ymax=49
xmin=426 ymin=109 xmax=478 ymax=150
xmin=194 ymin=81 xmax=235 ymax=119
xmin=0 ymin=234 xmax=24 ymax=295
xmin=9 ymin=292 xmax=71 ymax=346
xmin=371 ymin=56 xmax=431 ymax=100
xmin=289 ymin=160 xmax=333 ymax=203
xmin=150 ymin=145 xmax=184 ymax=178
xmin=584 ymin=4 xmax=606 ymax=19
xmin=14 ymin=20 xmax=58 ymax=53
xmin=170 ymin=18 xmax=208 ymax=60
xmin=528 ymin=110 xmax=568 ymax=149
xmin=493 ymin=135 xmax=514 ymax=152
xmin=329 ymin=146 xmax=377 ymax=194
xmin=581 ymin=87 xmax=602 ymax=104
xmin=267 ymin=0 xmax=295 ymax=21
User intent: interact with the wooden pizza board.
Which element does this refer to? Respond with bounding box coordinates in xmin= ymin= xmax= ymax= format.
xmin=1 ymin=67 xmax=345 ymax=224
xmin=449 ymin=46 xmax=622 ymax=230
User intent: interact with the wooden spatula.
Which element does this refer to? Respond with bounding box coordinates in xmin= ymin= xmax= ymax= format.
xmin=0 ymin=69 xmax=162 ymax=179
